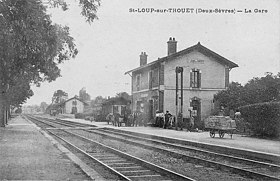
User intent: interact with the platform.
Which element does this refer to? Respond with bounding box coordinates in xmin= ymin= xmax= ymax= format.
xmin=59 ymin=116 xmax=280 ymax=156
xmin=2 ymin=114 xmax=279 ymax=180
xmin=0 ymin=115 xmax=99 ymax=180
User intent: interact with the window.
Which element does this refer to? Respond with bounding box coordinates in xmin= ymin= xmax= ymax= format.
xmin=149 ymin=69 xmax=159 ymax=89
xmin=121 ymin=106 xmax=126 ymax=115
xmin=113 ymin=105 xmax=119 ymax=114
xmin=149 ymin=71 xmax=152 ymax=89
xmin=190 ymin=69 xmax=201 ymax=88
xmin=136 ymin=74 xmax=141 ymax=91
xmin=152 ymin=68 xmax=159 ymax=87
xmin=136 ymin=101 xmax=143 ymax=112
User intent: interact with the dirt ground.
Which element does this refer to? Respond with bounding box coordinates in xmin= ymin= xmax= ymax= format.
xmin=0 ymin=116 xmax=90 ymax=180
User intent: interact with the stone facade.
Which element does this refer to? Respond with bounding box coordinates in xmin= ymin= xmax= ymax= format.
xmin=61 ymin=97 xmax=87 ymax=114
xmin=125 ymin=38 xmax=238 ymax=128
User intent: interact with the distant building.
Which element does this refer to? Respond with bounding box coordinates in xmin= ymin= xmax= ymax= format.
xmin=60 ymin=96 xmax=88 ymax=114
xmin=125 ymin=37 xmax=238 ymax=128
xmin=101 ymin=97 xmax=131 ymax=120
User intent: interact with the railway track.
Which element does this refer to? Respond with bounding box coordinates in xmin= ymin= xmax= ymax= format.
xmin=26 ymin=115 xmax=280 ymax=180
xmin=111 ymin=128 xmax=280 ymax=165
xmin=84 ymin=127 xmax=280 ymax=180
xmin=24 ymin=115 xmax=195 ymax=181
xmin=48 ymin=129 xmax=194 ymax=181
xmin=27 ymin=115 xmax=96 ymax=128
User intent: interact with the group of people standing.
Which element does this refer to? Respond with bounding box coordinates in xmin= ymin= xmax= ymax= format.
xmin=155 ymin=110 xmax=175 ymax=129
xmin=106 ymin=109 xmax=195 ymax=130
xmin=155 ymin=110 xmax=196 ymax=131
xmin=106 ymin=112 xmax=122 ymax=127
xmin=106 ymin=111 xmax=147 ymax=127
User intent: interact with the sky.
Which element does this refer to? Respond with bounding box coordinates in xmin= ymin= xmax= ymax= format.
xmin=24 ymin=0 xmax=280 ymax=105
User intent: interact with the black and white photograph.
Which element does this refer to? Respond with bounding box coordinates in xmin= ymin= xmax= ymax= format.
xmin=0 ymin=0 xmax=279 ymax=180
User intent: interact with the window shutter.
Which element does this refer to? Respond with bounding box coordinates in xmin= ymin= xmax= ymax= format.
xmin=225 ymin=68 xmax=229 ymax=88
xmin=198 ymin=71 xmax=201 ymax=88
xmin=160 ymin=64 xmax=164 ymax=85
xmin=149 ymin=71 xmax=152 ymax=89
xmin=190 ymin=71 xmax=193 ymax=87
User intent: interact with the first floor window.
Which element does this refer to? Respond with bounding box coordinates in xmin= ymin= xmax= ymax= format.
xmin=149 ymin=71 xmax=152 ymax=89
xmin=136 ymin=74 xmax=141 ymax=91
xmin=190 ymin=69 xmax=201 ymax=88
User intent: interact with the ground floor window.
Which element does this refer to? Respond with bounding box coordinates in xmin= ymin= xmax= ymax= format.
xmin=113 ymin=105 xmax=118 ymax=114
xmin=113 ymin=105 xmax=127 ymax=115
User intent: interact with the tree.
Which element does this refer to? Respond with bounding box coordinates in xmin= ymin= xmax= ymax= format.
xmin=214 ymin=72 xmax=280 ymax=115
xmin=116 ymin=92 xmax=131 ymax=101
xmin=3 ymin=77 xmax=34 ymax=121
xmin=46 ymin=0 xmax=100 ymax=23
xmin=5 ymin=77 xmax=34 ymax=107
xmin=0 ymin=0 xmax=100 ymax=126
xmin=15 ymin=107 xmax=22 ymax=114
xmin=79 ymin=87 xmax=91 ymax=102
xmin=214 ymin=82 xmax=247 ymax=115
xmin=90 ymin=96 xmax=105 ymax=106
xmin=40 ymin=102 xmax=48 ymax=113
xmin=52 ymin=90 xmax=68 ymax=104
xmin=243 ymin=72 xmax=280 ymax=104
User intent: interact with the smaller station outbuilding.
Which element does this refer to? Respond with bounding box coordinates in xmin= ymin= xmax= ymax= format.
xmin=101 ymin=97 xmax=131 ymax=120
xmin=60 ymin=96 xmax=88 ymax=114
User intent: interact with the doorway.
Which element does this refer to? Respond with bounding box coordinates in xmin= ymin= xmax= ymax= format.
xmin=148 ymin=99 xmax=154 ymax=120
xmin=190 ymin=97 xmax=201 ymax=128
xmin=71 ymin=107 xmax=77 ymax=114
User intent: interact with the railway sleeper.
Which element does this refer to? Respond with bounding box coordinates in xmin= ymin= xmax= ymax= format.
xmin=88 ymin=128 xmax=279 ymax=181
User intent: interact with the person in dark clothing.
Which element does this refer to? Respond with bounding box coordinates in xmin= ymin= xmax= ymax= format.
xmin=127 ymin=113 xmax=133 ymax=126
xmin=164 ymin=111 xmax=172 ymax=129
xmin=114 ymin=112 xmax=120 ymax=127
xmin=124 ymin=109 xmax=131 ymax=126
xmin=155 ymin=110 xmax=164 ymax=127
xmin=135 ymin=111 xmax=142 ymax=126
xmin=132 ymin=111 xmax=141 ymax=127
xmin=177 ymin=112 xmax=184 ymax=130
xmin=132 ymin=112 xmax=136 ymax=126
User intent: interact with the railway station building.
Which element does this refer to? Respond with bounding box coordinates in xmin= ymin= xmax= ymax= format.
xmin=125 ymin=37 xmax=238 ymax=128
xmin=60 ymin=96 xmax=88 ymax=114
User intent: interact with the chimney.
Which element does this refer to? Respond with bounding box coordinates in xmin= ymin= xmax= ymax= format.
xmin=167 ymin=37 xmax=177 ymax=55
xmin=140 ymin=52 xmax=147 ymax=66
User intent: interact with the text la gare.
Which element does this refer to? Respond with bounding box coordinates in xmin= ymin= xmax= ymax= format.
xmin=245 ymin=8 xmax=268 ymax=13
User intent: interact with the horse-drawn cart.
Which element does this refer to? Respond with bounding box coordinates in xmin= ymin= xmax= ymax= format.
xmin=205 ymin=116 xmax=236 ymax=139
